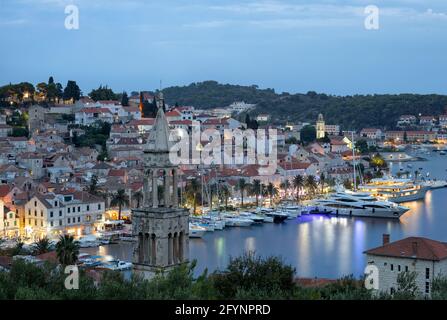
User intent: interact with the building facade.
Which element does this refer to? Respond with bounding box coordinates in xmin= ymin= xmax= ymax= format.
xmin=365 ymin=235 xmax=447 ymax=297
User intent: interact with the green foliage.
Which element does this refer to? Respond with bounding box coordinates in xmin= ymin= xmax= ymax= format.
xmin=394 ymin=271 xmax=420 ymax=300
xmin=0 ymin=82 xmax=35 ymax=101
xmin=356 ymin=140 xmax=369 ymax=154
xmin=142 ymin=98 xmax=157 ymax=118
xmin=55 ymin=235 xmax=80 ymax=266
xmin=159 ymin=81 xmax=447 ymax=130
xmin=121 ymin=91 xmax=129 ymax=106
xmin=161 ymin=81 xmax=277 ymax=110
xmin=244 ymin=114 xmax=258 ymax=129
xmin=319 ymin=275 xmax=373 ymax=300
xmin=63 ymin=80 xmax=81 ymax=101
xmin=432 ymin=274 xmax=447 ymax=300
xmin=0 ymin=253 xmax=438 ymax=300
xmin=300 ymin=125 xmax=316 ymax=145
xmin=89 ymin=85 xmax=117 ymax=101
xmin=10 ymin=127 xmax=29 ymax=137
xmin=110 ymin=189 xmax=130 ymax=220
xmin=212 ymin=252 xmax=295 ymax=299
xmin=185 ymin=178 xmax=201 ymax=214
xmin=72 ymin=121 xmax=111 ymax=148
xmin=32 ymin=237 xmax=52 ymax=255
xmin=285 ymin=136 xmax=299 ymax=144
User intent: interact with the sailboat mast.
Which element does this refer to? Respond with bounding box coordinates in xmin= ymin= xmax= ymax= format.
xmin=352 ymin=131 xmax=356 ymax=191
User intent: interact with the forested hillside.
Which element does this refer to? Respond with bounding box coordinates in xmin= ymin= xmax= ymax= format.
xmin=161 ymin=81 xmax=447 ymax=130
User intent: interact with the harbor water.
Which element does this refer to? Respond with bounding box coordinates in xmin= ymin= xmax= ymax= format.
xmin=83 ymin=151 xmax=447 ymax=279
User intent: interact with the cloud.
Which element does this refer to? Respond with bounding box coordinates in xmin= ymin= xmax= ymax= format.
xmin=0 ymin=19 xmax=28 ymax=26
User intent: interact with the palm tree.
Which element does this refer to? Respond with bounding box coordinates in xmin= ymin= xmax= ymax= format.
xmin=236 ymin=178 xmax=249 ymax=207
xmin=32 ymin=237 xmax=52 ymax=255
xmin=110 ymin=189 xmax=129 ymax=220
xmin=185 ymin=178 xmax=201 ymax=215
xmin=305 ymin=175 xmax=318 ymax=197
xmin=280 ymin=179 xmax=291 ymax=198
xmin=132 ymin=190 xmax=143 ymax=208
xmin=319 ymin=173 xmax=326 ymax=194
xmin=293 ymin=175 xmax=304 ymax=203
xmin=266 ymin=182 xmax=278 ymax=205
xmin=55 ymin=235 xmax=80 ymax=266
xmin=219 ymin=184 xmax=231 ymax=211
xmin=250 ymin=179 xmax=262 ymax=207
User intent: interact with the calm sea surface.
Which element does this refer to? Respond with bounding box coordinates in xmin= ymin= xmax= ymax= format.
xmin=83 ymin=150 xmax=447 ymax=279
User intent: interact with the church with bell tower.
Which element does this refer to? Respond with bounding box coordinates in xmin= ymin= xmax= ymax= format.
xmin=132 ymin=95 xmax=189 ymax=278
xmin=316 ymin=113 xmax=326 ymax=139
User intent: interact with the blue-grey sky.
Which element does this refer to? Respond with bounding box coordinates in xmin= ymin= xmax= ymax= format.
xmin=1 ymin=0 xmax=446 ymax=95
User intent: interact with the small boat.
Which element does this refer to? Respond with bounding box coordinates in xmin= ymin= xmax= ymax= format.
xmin=264 ymin=211 xmax=288 ymax=223
xmin=102 ymin=260 xmax=133 ymax=271
xmin=239 ymin=211 xmax=264 ymax=223
xmin=223 ymin=215 xmax=253 ymax=227
xmin=189 ymin=223 xmax=207 ymax=238
xmin=308 ymin=206 xmax=333 ymax=215
xmin=277 ymin=205 xmax=303 ymax=219
xmin=422 ymin=180 xmax=447 ymax=189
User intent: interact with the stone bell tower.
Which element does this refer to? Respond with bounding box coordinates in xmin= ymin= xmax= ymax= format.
xmin=132 ymin=99 xmax=189 ymax=278
xmin=316 ymin=113 xmax=326 ymax=139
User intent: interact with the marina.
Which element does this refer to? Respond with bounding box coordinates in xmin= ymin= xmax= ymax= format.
xmin=81 ymin=151 xmax=447 ymax=279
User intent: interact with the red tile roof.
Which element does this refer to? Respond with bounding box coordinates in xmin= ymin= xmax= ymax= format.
xmin=169 ymin=120 xmax=193 ymax=125
xmin=165 ymin=110 xmax=181 ymax=117
xmin=128 ymin=118 xmax=155 ymax=126
xmin=108 ymin=169 xmax=126 ymax=177
xmin=278 ymin=162 xmax=311 ymax=170
xmin=364 ymin=237 xmax=447 ymax=261
xmin=0 ymin=185 xmax=11 ymax=197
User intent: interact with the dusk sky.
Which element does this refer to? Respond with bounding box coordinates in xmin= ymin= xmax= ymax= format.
xmin=1 ymin=0 xmax=446 ymax=95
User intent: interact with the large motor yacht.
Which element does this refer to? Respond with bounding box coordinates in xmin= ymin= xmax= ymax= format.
xmin=310 ymin=191 xmax=410 ymax=219
xmin=357 ymin=178 xmax=429 ymax=203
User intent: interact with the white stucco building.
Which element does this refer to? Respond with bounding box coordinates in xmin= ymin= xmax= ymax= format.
xmin=24 ymin=191 xmax=105 ymax=240
xmin=364 ymin=235 xmax=447 ymax=297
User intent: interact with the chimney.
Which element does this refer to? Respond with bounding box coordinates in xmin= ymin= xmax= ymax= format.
xmin=382 ymin=234 xmax=390 ymax=245
xmin=412 ymin=241 xmax=418 ymax=255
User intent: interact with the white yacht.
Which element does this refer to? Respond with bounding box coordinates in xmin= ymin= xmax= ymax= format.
xmin=189 ymin=223 xmax=207 ymax=238
xmin=222 ymin=214 xmax=253 ymax=227
xmin=239 ymin=211 xmax=265 ymax=223
xmin=357 ymin=178 xmax=429 ymax=203
xmin=311 ymin=191 xmax=410 ymax=219
xmin=277 ymin=205 xmax=303 ymax=219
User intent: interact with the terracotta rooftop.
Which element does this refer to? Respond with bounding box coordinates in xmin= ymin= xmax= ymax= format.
xmin=364 ymin=237 xmax=447 ymax=261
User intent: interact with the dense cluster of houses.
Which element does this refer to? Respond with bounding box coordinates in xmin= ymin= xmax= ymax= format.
xmin=0 ymin=95 xmax=370 ymax=241
xmin=2 ymin=92 xmax=446 ymax=243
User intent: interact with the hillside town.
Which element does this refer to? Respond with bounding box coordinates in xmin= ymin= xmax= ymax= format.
xmin=1 ymin=82 xmax=447 ymax=300
xmin=1 ymin=85 xmax=447 ymax=244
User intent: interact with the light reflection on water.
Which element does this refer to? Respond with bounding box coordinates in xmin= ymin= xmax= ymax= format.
xmin=82 ymin=153 xmax=447 ymax=279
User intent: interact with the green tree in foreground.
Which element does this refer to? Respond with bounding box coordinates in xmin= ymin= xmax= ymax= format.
xmin=32 ymin=237 xmax=52 ymax=255
xmin=55 ymin=235 xmax=80 ymax=266
xmin=393 ymin=271 xmax=420 ymax=300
